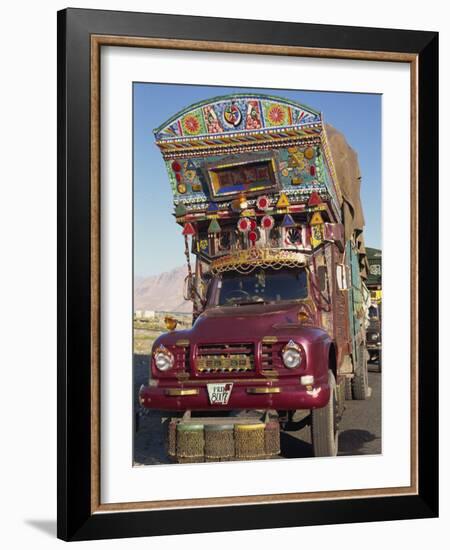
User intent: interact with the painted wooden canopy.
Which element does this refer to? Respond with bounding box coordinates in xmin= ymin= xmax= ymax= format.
xmin=152 ymin=94 xmax=346 ymax=258
xmin=154 ymin=94 xmax=322 ymax=142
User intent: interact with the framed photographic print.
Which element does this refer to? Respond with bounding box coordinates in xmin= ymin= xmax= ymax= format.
xmin=57 ymin=8 xmax=438 ymax=541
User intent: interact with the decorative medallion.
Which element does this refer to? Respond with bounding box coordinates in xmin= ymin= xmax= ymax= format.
xmin=256 ymin=195 xmax=271 ymax=211
xmin=181 ymin=111 xmax=205 ymax=136
xmin=276 ymin=192 xmax=290 ymax=208
xmin=182 ymin=222 xmax=196 ymax=236
xmin=310 ymin=211 xmax=324 ymax=225
xmin=264 ymin=103 xmax=291 ymax=127
xmin=237 ymin=218 xmax=251 ymax=233
xmin=307 ymin=191 xmax=322 ymax=206
xmin=304 ymin=147 xmax=315 ymax=160
xmin=261 ymin=215 xmax=275 ymax=230
xmin=266 ymin=104 xmax=288 ymax=125
xmin=281 ymin=214 xmax=296 ymax=228
xmin=248 ymin=230 xmax=258 ymax=243
xmin=208 ymin=218 xmax=221 ymax=234
xmin=223 ymin=103 xmax=242 ymax=127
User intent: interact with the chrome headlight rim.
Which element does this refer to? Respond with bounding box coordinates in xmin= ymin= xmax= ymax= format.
xmin=281 ymin=340 xmax=302 ymax=369
xmin=153 ymin=344 xmax=175 ymax=371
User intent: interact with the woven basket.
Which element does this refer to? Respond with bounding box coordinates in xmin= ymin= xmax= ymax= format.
xmin=265 ymin=420 xmax=281 ymax=457
xmin=234 ymin=423 xmax=266 ymax=459
xmin=204 ymin=424 xmax=235 ymax=462
xmin=176 ymin=423 xmax=205 ymax=463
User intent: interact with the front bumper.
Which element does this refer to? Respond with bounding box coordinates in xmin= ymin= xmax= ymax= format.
xmin=139 ymin=378 xmax=330 ymax=411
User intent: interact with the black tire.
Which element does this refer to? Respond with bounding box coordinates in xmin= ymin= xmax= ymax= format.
xmin=336 ymin=380 xmax=346 ymax=421
xmin=352 ymin=345 xmax=369 ymax=400
xmin=344 ymin=377 xmax=353 ymax=400
xmin=377 ymin=353 xmax=382 ymax=373
xmin=311 ymin=371 xmax=338 ymax=457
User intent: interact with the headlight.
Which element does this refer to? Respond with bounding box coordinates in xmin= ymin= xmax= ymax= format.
xmin=281 ymin=340 xmax=302 ymax=369
xmin=153 ymin=345 xmax=174 ymax=371
xmin=370 ymin=333 xmax=379 ymax=341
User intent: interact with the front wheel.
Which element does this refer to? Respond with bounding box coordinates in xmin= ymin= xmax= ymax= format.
xmin=311 ymin=371 xmax=338 ymax=457
xmin=344 ymin=377 xmax=353 ymax=400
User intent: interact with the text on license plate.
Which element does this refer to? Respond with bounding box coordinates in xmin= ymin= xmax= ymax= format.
xmin=207 ymin=383 xmax=233 ymax=405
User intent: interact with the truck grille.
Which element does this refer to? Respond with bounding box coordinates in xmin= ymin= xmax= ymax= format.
xmin=183 ymin=347 xmax=190 ymax=370
xmin=261 ymin=342 xmax=283 ymax=369
xmin=196 ymin=343 xmax=254 ymax=373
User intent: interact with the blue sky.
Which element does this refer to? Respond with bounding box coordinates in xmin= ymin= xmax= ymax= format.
xmin=134 ymin=83 xmax=381 ymax=277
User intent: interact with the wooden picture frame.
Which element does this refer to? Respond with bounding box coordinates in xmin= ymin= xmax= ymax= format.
xmin=57 ymin=8 xmax=438 ymax=541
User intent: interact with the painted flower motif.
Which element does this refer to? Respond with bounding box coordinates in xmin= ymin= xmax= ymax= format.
xmin=182 ymin=115 xmax=201 ymax=135
xmin=267 ymin=104 xmax=286 ymax=125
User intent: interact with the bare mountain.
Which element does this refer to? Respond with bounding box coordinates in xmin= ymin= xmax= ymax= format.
xmin=134 ymin=265 xmax=192 ymax=313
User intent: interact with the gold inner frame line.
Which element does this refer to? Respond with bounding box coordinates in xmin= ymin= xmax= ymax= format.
xmin=90 ymin=34 xmax=419 ymax=514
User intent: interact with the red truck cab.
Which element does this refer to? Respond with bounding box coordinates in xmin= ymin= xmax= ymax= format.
xmin=140 ymin=264 xmax=333 ymax=412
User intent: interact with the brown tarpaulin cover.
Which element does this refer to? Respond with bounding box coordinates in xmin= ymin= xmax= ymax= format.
xmin=325 ymin=124 xmax=369 ymax=279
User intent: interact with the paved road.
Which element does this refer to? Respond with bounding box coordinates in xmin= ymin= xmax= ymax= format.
xmin=279 ymin=371 xmax=381 ymax=458
xmin=133 ymin=354 xmax=381 ymax=465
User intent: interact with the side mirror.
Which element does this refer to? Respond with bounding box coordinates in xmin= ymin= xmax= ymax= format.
xmin=317 ymin=265 xmax=327 ymax=292
xmin=336 ymin=264 xmax=349 ymax=291
xmin=183 ymin=274 xmax=195 ymax=301
xmin=164 ymin=316 xmax=178 ymax=331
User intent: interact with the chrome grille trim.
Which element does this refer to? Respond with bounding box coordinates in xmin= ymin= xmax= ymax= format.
xmin=195 ymin=343 xmax=255 ymax=373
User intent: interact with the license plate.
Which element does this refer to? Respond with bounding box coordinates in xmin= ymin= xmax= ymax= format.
xmin=207 ymin=383 xmax=233 ymax=405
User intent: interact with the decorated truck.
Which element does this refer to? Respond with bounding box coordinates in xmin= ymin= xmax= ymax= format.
xmin=139 ymin=94 xmax=370 ymax=459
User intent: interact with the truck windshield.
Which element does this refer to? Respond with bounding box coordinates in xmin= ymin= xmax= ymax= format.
xmin=216 ymin=267 xmax=308 ymax=306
